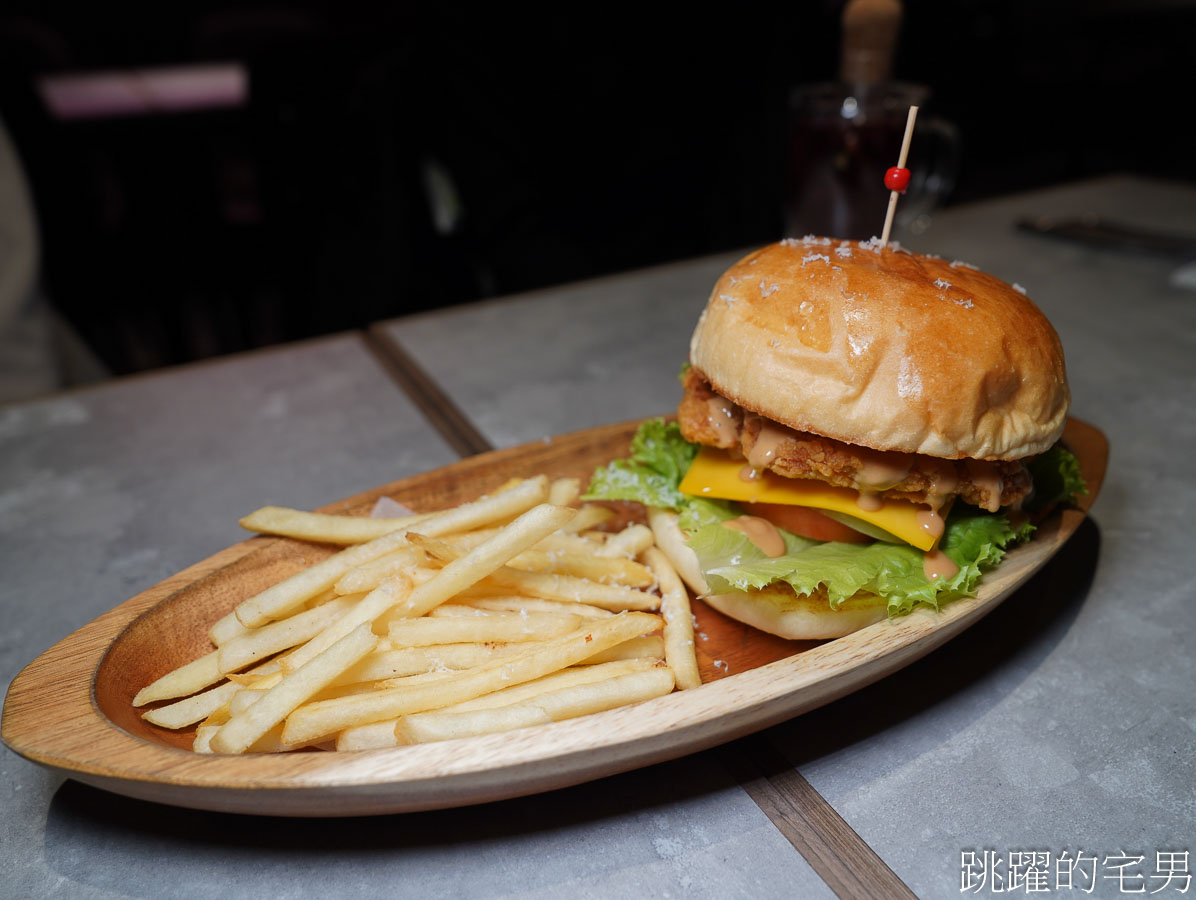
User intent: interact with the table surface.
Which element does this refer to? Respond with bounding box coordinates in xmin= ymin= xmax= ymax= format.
xmin=3 ymin=174 xmax=1194 ymax=899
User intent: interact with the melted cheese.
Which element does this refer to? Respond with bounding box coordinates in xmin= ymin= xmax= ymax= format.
xmin=678 ymin=446 xmax=936 ymax=551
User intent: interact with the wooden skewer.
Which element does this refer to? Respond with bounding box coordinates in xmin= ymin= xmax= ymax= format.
xmin=879 ymin=104 xmax=919 ymax=247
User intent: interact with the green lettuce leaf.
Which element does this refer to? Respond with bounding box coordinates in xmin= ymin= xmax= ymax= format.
xmin=1026 ymin=444 xmax=1087 ymax=512
xmin=677 ymin=496 xmax=739 ymax=531
xmin=585 ymin=420 xmax=1040 ymax=619
xmin=695 ymin=510 xmax=1029 ymax=616
xmin=686 ymin=520 xmax=816 ymax=573
xmin=583 ymin=419 xmax=698 ymax=509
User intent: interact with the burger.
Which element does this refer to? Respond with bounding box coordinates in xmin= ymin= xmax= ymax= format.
xmin=585 ymin=237 xmax=1085 ymax=639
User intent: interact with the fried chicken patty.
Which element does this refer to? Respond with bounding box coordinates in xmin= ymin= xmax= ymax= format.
xmin=678 ymin=367 xmax=1032 ymax=512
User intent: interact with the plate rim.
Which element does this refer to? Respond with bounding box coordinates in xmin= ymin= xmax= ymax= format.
xmin=1 ymin=416 xmax=1107 ymax=815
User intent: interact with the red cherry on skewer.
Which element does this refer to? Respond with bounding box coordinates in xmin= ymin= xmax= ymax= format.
xmin=884 ymin=166 xmax=911 ymax=193
xmin=880 ymin=105 xmax=918 ymax=247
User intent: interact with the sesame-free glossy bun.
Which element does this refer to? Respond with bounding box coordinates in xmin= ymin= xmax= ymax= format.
xmin=689 ymin=238 xmax=1070 ymax=460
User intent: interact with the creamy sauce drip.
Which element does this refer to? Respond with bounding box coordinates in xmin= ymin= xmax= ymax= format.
xmin=916 ymin=507 xmax=946 ymax=542
xmin=919 ymin=459 xmax=960 ymax=580
xmin=923 ymin=547 xmax=960 ymax=581
xmin=851 ymin=449 xmax=911 ymax=512
xmin=723 ymin=515 xmax=787 ymax=558
xmin=924 ymin=458 xmax=960 ymax=512
xmin=705 ymin=395 xmax=739 ymax=448
xmin=746 ymin=418 xmax=792 ymax=470
xmin=856 ymin=489 xmax=884 ymax=512
xmin=738 ymin=464 xmax=762 ymax=483
xmin=854 ymin=447 xmax=913 ymax=492
xmin=965 ymin=459 xmax=1003 ymax=512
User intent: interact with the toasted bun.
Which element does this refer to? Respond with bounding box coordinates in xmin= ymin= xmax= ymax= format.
xmin=701 ymin=588 xmax=887 ymax=641
xmin=689 ymin=238 xmax=1069 ymax=460
xmin=646 ymin=508 xmax=887 ymax=640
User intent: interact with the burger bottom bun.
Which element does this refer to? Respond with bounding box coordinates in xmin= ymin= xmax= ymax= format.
xmin=646 ymin=507 xmax=887 ymax=641
xmin=702 ymin=588 xmax=887 ymax=641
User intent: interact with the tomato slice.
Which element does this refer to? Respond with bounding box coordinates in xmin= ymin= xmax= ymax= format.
xmin=748 ymin=502 xmax=872 ymax=543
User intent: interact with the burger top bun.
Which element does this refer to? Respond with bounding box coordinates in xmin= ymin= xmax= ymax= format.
xmin=689 ymin=238 xmax=1070 ymax=460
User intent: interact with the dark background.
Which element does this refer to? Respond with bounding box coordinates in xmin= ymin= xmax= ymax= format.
xmin=2 ymin=1 xmax=1193 ymax=375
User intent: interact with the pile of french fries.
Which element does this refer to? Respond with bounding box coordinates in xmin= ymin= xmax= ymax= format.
xmin=133 ymin=475 xmax=701 ymax=754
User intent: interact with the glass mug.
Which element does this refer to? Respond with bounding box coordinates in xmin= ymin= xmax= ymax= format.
xmin=784 ymin=82 xmax=959 ymax=241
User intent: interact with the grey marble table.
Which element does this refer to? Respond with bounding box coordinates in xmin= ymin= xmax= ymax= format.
xmin=379 ymin=175 xmax=1196 ymax=897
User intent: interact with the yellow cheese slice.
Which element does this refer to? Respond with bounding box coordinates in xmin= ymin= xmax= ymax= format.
xmin=678 ymin=446 xmax=936 ymax=551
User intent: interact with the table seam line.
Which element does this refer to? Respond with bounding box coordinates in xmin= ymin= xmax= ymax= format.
xmin=362 ymin=326 xmax=493 ymax=458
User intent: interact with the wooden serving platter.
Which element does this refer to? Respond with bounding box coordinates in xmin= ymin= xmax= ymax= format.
xmin=1 ymin=418 xmax=1106 ymax=817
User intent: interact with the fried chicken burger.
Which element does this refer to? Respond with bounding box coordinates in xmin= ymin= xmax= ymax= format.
xmin=586 ymin=237 xmax=1084 ymax=640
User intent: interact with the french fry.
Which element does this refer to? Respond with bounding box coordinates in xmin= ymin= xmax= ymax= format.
xmin=208 ymin=610 xmax=250 ymax=646
xmin=411 ymin=474 xmax=551 ymax=536
xmin=231 ymin=674 xmax=375 ymax=712
xmin=405 ymin=704 xmax=551 ymax=740
xmin=133 ymin=651 xmax=224 ymax=707
xmin=219 ymin=594 xmax=359 ymax=674
xmin=233 ymin=532 xmax=411 ymax=628
xmin=410 ymin=534 xmax=659 ymax=612
xmin=396 ymin=667 xmax=675 ymax=744
xmin=226 ymin=669 xmax=279 ymax=686
xmin=198 ymin=720 xmax=323 ymax=754
xmin=453 ymin=595 xmax=614 ymax=619
xmin=136 ymin=467 xmax=715 ymax=756
xmin=332 ymin=654 xmax=626 ymax=750
xmin=642 ymin=546 xmax=701 ymax=690
xmin=211 ymin=623 xmax=378 ymax=754
xmin=303 ymin=588 xmax=344 ymax=610
xmin=280 ymin=573 xmax=413 ymax=673
xmin=233 ymin=723 xmax=292 ymax=753
xmin=582 ymin=634 xmax=665 ymax=663
xmin=333 ymin=547 xmax=423 ymax=595
xmin=388 ymin=611 xmax=583 ymax=647
xmin=448 ymin=528 xmax=614 ymax=558
xmin=140 ymin=660 xmax=282 ymax=728
xmin=234 ymin=478 xmax=553 ymax=628
xmin=391 ymin=504 xmax=577 ymax=620
xmin=504 ymin=549 xmax=654 ymax=587
xmin=200 ymin=702 xmax=232 ymax=729
xmin=238 ymin=506 xmax=431 ymax=544
xmin=330 ymin=642 xmax=531 ymax=684
xmin=228 ymin=690 xmax=260 ymax=717
xmin=443 ymin=658 xmax=661 ymax=713
xmin=432 ymin=535 xmax=652 ymax=584
xmin=481 ymin=569 xmax=659 ymax=612
xmin=426 ymin=603 xmax=503 ymax=617
xmin=281 ymin=611 xmax=661 ymax=744
xmin=142 ymin=680 xmax=241 ymax=728
xmin=228 ymin=674 xmax=283 ymax=716
xmin=558 ymin=504 xmax=615 ymax=533
xmin=193 ymin=725 xmax=220 ymax=753
xmin=548 ymin=477 xmax=580 ymax=506
xmin=594 ymin=524 xmax=655 ymax=559
xmin=646 ymin=507 xmax=709 ymax=595
xmin=335 ymin=720 xmax=402 ymax=752
xmin=337 ymin=632 xmax=662 ymax=675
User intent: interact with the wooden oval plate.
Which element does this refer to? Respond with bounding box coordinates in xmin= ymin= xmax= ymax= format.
xmin=2 ymin=418 xmax=1106 ymax=817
